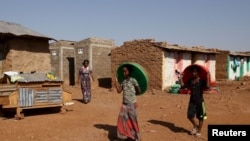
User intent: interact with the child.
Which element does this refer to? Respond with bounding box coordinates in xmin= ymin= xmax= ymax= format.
xmin=114 ymin=64 xmax=141 ymax=141
xmin=180 ymin=66 xmax=210 ymax=138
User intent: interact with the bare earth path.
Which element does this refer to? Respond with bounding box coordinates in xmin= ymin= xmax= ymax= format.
xmin=1 ymin=78 xmax=250 ymax=141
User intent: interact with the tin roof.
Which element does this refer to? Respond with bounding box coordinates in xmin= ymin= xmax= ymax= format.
xmin=16 ymin=72 xmax=63 ymax=83
xmin=0 ymin=21 xmax=54 ymax=40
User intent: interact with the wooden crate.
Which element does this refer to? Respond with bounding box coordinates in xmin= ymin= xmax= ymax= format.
xmin=1 ymin=87 xmax=73 ymax=119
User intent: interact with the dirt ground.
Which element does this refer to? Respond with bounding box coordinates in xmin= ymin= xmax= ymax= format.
xmin=0 ymin=77 xmax=250 ymax=141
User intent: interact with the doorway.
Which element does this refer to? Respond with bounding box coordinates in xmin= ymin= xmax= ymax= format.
xmin=67 ymin=57 xmax=75 ymax=86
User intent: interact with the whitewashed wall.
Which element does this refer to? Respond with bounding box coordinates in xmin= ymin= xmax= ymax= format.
xmin=193 ymin=54 xmax=216 ymax=82
xmin=242 ymin=57 xmax=250 ymax=75
xmin=181 ymin=53 xmax=192 ymax=71
xmin=162 ymin=51 xmax=192 ymax=90
xmin=228 ymin=56 xmax=250 ymax=80
xmin=207 ymin=55 xmax=216 ymax=82
xmin=162 ymin=51 xmax=216 ymax=90
xmin=228 ymin=56 xmax=240 ymax=80
xmin=162 ymin=51 xmax=176 ymax=89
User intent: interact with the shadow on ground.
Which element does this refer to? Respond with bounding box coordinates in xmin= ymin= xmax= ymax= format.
xmin=73 ymin=98 xmax=83 ymax=103
xmin=148 ymin=119 xmax=190 ymax=134
xmin=94 ymin=124 xmax=117 ymax=141
xmin=0 ymin=106 xmax=68 ymax=120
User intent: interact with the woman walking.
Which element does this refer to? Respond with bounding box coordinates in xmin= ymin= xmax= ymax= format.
xmin=77 ymin=59 xmax=94 ymax=104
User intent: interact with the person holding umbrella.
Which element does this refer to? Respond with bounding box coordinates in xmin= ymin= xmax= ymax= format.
xmin=180 ymin=65 xmax=210 ymax=138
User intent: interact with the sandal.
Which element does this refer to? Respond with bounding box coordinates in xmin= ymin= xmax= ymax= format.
xmin=190 ymin=128 xmax=197 ymax=135
xmin=194 ymin=133 xmax=201 ymax=138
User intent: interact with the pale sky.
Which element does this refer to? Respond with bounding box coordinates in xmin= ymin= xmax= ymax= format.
xmin=1 ymin=0 xmax=249 ymax=52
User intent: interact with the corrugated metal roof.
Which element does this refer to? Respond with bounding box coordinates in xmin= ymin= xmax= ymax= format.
xmin=16 ymin=72 xmax=63 ymax=83
xmin=0 ymin=21 xmax=54 ymax=40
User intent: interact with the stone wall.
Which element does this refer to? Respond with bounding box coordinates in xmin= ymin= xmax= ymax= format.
xmin=75 ymin=37 xmax=114 ymax=88
xmin=50 ymin=40 xmax=75 ymax=84
xmin=50 ymin=49 xmax=60 ymax=76
xmin=62 ymin=48 xmax=75 ymax=85
xmin=75 ymin=40 xmax=89 ymax=72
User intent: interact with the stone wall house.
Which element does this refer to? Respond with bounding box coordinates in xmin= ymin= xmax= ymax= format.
xmin=111 ymin=39 xmax=217 ymax=91
xmin=74 ymin=37 xmax=115 ymax=88
xmin=0 ymin=21 xmax=54 ymax=76
xmin=215 ymin=50 xmax=250 ymax=80
xmin=49 ymin=40 xmax=76 ymax=85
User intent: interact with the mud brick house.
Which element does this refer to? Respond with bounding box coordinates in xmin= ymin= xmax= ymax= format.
xmin=74 ymin=37 xmax=115 ymax=88
xmin=0 ymin=21 xmax=54 ymax=75
xmin=216 ymin=50 xmax=250 ymax=80
xmin=111 ymin=39 xmax=217 ymax=91
xmin=49 ymin=40 xmax=76 ymax=85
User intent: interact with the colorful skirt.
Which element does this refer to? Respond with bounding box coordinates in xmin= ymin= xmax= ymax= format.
xmin=117 ymin=103 xmax=141 ymax=141
xmin=81 ymin=78 xmax=91 ymax=103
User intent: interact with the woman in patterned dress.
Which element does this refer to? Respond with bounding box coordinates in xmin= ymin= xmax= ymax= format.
xmin=77 ymin=59 xmax=94 ymax=104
